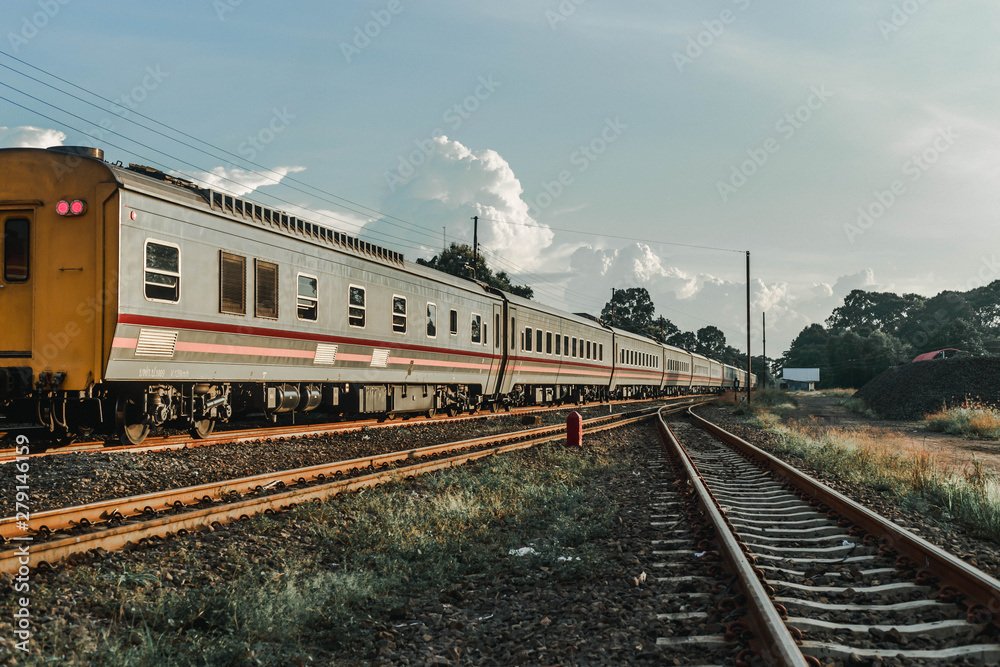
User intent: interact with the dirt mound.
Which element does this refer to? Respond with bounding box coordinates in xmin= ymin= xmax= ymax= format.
xmin=854 ymin=357 xmax=1000 ymax=419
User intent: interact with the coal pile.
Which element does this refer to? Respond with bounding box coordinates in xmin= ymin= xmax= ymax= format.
xmin=854 ymin=357 xmax=1000 ymax=419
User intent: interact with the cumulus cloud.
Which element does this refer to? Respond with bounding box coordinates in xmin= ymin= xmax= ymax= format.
xmin=559 ymin=241 xmax=881 ymax=354
xmin=367 ymin=135 xmax=555 ymax=270
xmin=171 ymin=165 xmax=307 ymax=197
xmin=0 ymin=126 xmax=66 ymax=148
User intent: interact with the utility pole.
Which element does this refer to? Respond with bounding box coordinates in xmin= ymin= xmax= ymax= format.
xmin=762 ymin=311 xmax=767 ymax=388
xmin=610 ymin=287 xmax=615 ymax=326
xmin=471 ymin=215 xmax=479 ymax=276
xmin=746 ymin=251 xmax=751 ymax=405
xmin=443 ymin=227 xmax=446 ymax=252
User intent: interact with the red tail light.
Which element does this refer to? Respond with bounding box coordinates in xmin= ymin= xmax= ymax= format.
xmin=55 ymin=199 xmax=87 ymax=216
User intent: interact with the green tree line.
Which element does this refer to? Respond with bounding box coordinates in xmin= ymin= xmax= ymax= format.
xmin=781 ymin=282 xmax=1000 ymax=388
xmin=600 ymin=287 xmax=773 ymax=385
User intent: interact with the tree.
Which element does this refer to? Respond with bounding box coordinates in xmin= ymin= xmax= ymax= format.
xmin=645 ymin=316 xmax=679 ymax=344
xmin=695 ymin=325 xmax=727 ymax=358
xmin=417 ymin=243 xmax=533 ymax=299
xmin=667 ymin=330 xmax=697 ymax=351
xmin=826 ymin=290 xmax=922 ymax=337
xmin=600 ymin=287 xmax=657 ymax=333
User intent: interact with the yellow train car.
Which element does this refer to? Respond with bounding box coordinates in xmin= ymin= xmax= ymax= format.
xmin=0 ymin=146 xmax=119 ymax=437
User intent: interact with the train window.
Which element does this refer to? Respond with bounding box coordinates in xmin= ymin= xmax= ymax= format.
xmin=563 ymin=336 xmax=569 ymax=356
xmin=572 ymin=338 xmax=577 ymax=357
xmin=511 ymin=317 xmax=516 ymax=349
xmin=546 ymin=332 xmax=552 ymax=354
xmin=471 ymin=314 xmax=482 ymax=343
xmin=536 ymin=329 xmax=542 ymax=353
xmin=348 ymin=285 xmax=365 ymax=327
xmin=525 ymin=327 xmax=533 ymax=352
xmin=495 ymin=314 xmax=500 ymax=349
xmin=450 ymin=309 xmax=458 ymax=335
xmin=483 ymin=323 xmax=488 ymax=346
xmin=3 ymin=218 xmax=29 ymax=283
xmin=219 ymin=252 xmax=246 ymax=315
xmin=297 ymin=274 xmax=318 ymax=321
xmin=392 ymin=295 xmax=407 ymax=333
xmin=255 ymin=260 xmax=279 ymax=318
xmin=586 ymin=340 xmax=591 ymax=359
xmin=426 ymin=303 xmax=437 ymax=338
xmin=599 ymin=344 xmax=603 ymax=361
xmin=555 ymin=334 xmax=561 ymax=355
xmin=144 ymin=240 xmax=180 ymax=302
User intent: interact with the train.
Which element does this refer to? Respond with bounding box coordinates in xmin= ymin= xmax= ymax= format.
xmin=0 ymin=146 xmax=755 ymax=445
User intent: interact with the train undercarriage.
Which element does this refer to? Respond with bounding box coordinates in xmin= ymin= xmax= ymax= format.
xmin=1 ymin=379 xmax=718 ymax=446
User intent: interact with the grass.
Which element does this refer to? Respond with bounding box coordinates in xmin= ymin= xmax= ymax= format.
xmin=2 ymin=437 xmax=636 ymax=665
xmin=728 ymin=387 xmax=799 ymax=417
xmin=840 ymin=396 xmax=879 ymax=419
xmin=745 ymin=410 xmax=1000 ymax=543
xmin=925 ymin=401 xmax=1000 ymax=439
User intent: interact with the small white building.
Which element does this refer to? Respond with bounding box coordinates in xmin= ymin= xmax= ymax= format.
xmin=782 ymin=368 xmax=820 ymax=391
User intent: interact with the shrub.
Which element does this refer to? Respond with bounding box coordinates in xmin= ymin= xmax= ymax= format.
xmin=925 ymin=401 xmax=1000 ymax=439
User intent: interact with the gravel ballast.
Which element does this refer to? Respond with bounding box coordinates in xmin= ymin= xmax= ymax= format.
xmin=0 ymin=419 xmax=744 ymax=666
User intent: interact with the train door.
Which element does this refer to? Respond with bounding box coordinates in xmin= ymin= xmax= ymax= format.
xmin=0 ymin=211 xmax=33 ymax=359
xmin=485 ymin=302 xmax=504 ymax=396
xmin=495 ymin=304 xmax=518 ymax=396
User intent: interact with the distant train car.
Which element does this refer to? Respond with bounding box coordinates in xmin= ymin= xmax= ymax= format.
xmin=609 ymin=327 xmax=664 ymax=399
xmin=504 ymin=294 xmax=612 ymax=405
xmin=663 ymin=343 xmax=694 ymax=396
xmin=0 ymin=146 xmax=740 ymax=444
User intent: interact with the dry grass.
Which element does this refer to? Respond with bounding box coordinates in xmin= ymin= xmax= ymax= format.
xmin=925 ymin=401 xmax=1000 ymax=439
xmin=747 ymin=412 xmax=1000 ymax=542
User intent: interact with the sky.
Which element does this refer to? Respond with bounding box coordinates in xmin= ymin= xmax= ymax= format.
xmin=1 ymin=0 xmax=998 ymax=356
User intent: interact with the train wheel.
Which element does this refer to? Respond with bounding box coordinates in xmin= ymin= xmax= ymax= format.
xmin=116 ymin=394 xmax=150 ymax=446
xmin=190 ymin=419 xmax=216 ymax=439
xmin=425 ymin=408 xmax=437 ymax=419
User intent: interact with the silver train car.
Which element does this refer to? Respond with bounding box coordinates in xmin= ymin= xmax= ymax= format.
xmin=0 ymin=147 xmax=755 ymax=444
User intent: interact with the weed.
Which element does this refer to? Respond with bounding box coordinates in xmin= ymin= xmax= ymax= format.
xmin=840 ymin=397 xmax=879 ymax=419
xmin=925 ymin=401 xmax=1000 ymax=439
xmin=748 ymin=418 xmax=1000 ymax=543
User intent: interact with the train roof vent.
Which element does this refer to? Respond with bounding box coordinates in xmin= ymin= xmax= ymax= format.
xmin=47 ymin=146 xmax=104 ymax=161
xmin=205 ymin=188 xmax=404 ymax=266
xmin=126 ymin=164 xmax=206 ymax=193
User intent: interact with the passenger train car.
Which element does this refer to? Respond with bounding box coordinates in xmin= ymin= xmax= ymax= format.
xmin=0 ymin=146 xmax=754 ymax=444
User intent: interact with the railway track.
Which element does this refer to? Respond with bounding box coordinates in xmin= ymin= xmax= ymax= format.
xmin=0 ymin=400 xmax=705 ymax=575
xmin=0 ymin=394 xmax=696 ymax=463
xmin=655 ymin=407 xmax=1000 ymax=665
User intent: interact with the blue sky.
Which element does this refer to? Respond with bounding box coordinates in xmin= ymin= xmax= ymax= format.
xmin=2 ymin=0 xmax=998 ymax=354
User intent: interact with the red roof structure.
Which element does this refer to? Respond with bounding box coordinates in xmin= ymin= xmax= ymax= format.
xmin=912 ymin=348 xmax=959 ymax=362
